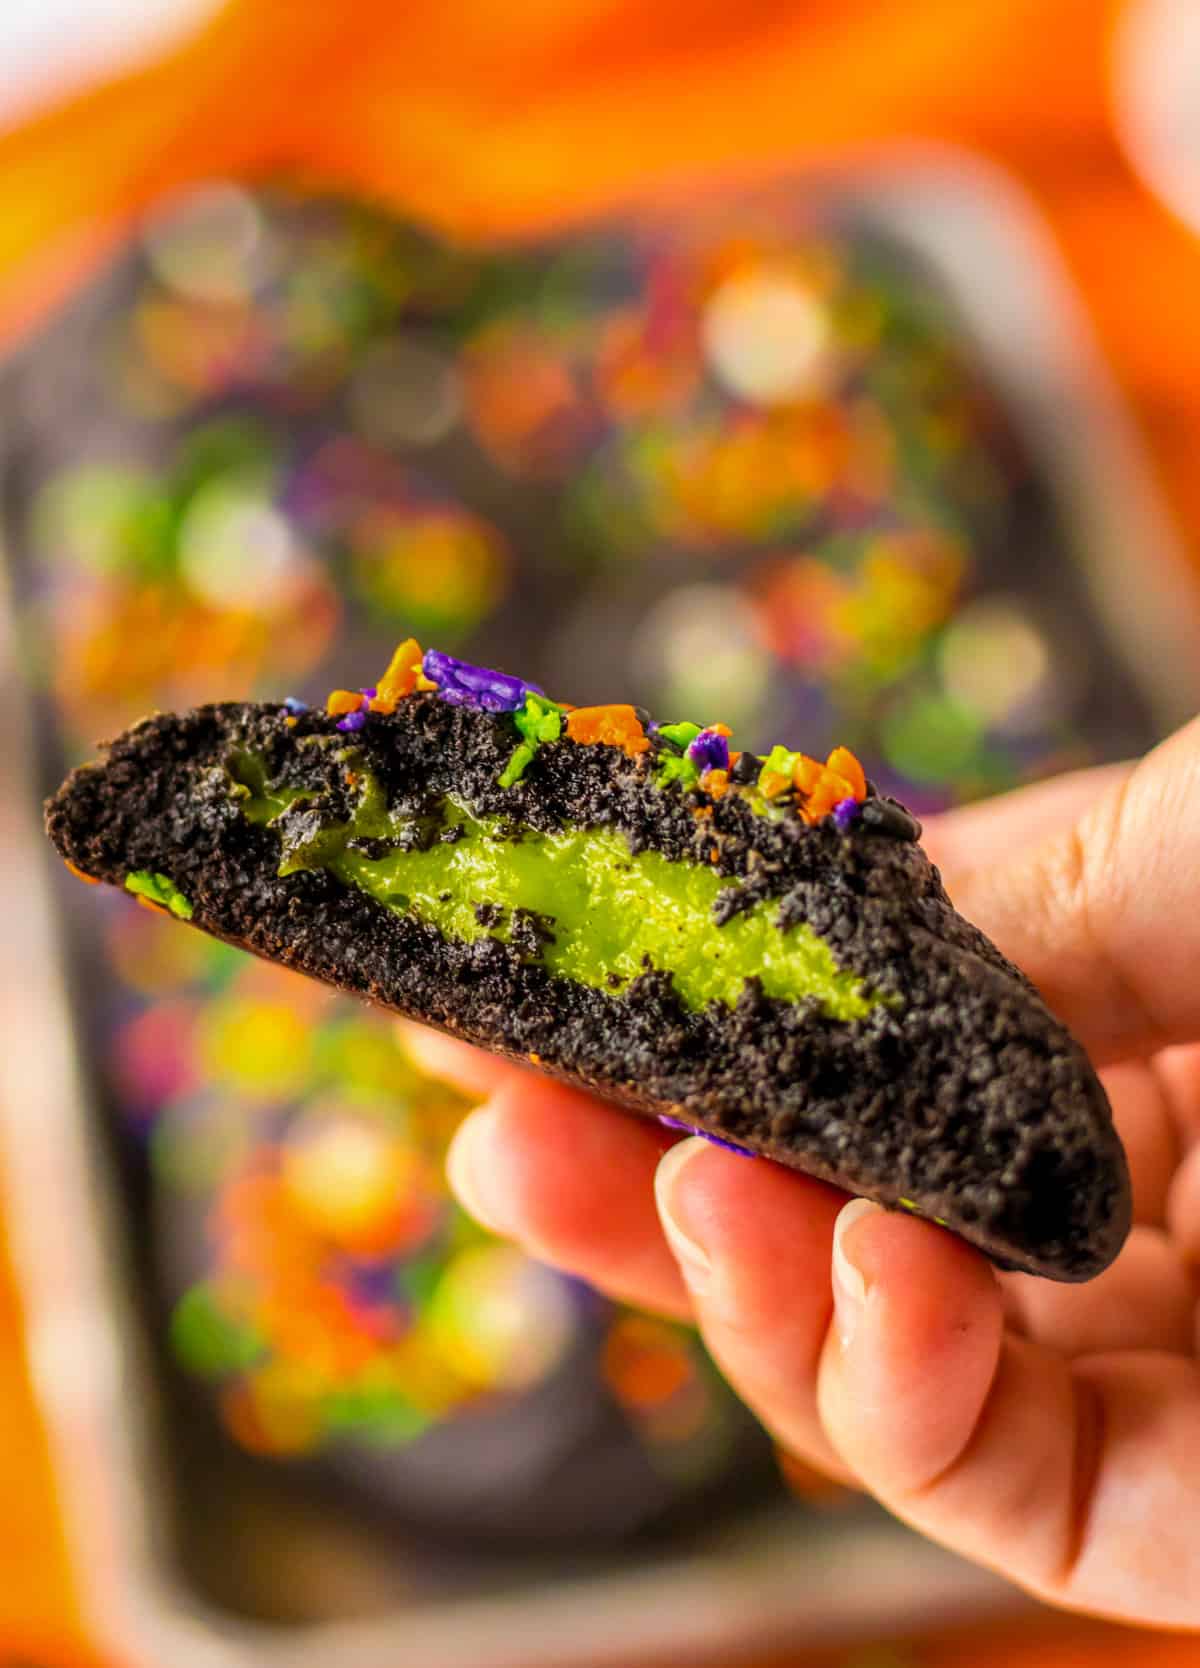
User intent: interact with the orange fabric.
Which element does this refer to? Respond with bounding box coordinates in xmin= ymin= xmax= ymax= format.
xmin=0 ymin=1210 xmax=98 ymax=1663
xmin=3 ymin=0 xmax=1195 ymax=560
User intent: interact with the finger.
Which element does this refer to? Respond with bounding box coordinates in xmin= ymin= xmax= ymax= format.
xmin=1166 ymin=1148 xmax=1200 ymax=1274
xmin=922 ymin=762 xmax=1131 ymax=880
xmin=399 ymin=1020 xmax=523 ymax=1097
xmin=1100 ymin=1059 xmax=1179 ymax=1227
xmin=654 ymin=1138 xmax=857 ymax=1484
xmin=946 ymin=714 xmax=1200 ymax=1064
xmin=446 ymin=1079 xmax=693 ymax=1319
xmin=1151 ymin=1042 xmax=1200 ymax=1150
xmin=819 ymin=1201 xmax=1200 ymax=1626
xmin=1000 ymin=1226 xmax=1194 ymax=1357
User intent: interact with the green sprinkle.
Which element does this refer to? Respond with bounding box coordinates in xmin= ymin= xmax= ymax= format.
xmin=896 ymin=1197 xmax=950 ymax=1229
xmin=499 ymin=693 xmax=564 ymax=787
xmin=656 ymin=750 xmax=701 ymax=791
xmin=125 ymin=869 xmax=194 ymax=919
xmin=323 ymin=1385 xmax=429 ymax=1444
xmin=170 ymin=1284 xmax=264 ymax=1377
xmin=758 ymin=742 xmax=803 ymax=792
xmin=656 ymin=720 xmax=703 ymax=753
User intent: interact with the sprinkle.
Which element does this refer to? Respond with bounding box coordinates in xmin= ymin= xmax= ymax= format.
xmin=756 ymin=743 xmax=868 ymax=825
xmin=422 ymin=648 xmax=540 ymax=714
xmin=656 ymin=750 xmax=701 ymax=790
xmin=655 ymin=720 xmax=702 ymax=754
xmin=564 ymin=704 xmax=650 ymax=758
xmin=688 ymin=726 xmax=731 ymax=774
xmin=499 ymin=692 xmax=565 ymax=786
xmin=800 ymin=760 xmax=861 ymax=823
xmin=283 ymin=696 xmax=309 ymax=713
xmin=858 ymin=797 xmax=922 ymax=841
xmin=370 ymin=638 xmax=426 ymax=713
xmin=826 ymin=746 xmax=867 ymax=802
xmin=657 ymin=1114 xmax=756 ymax=1158
xmin=336 ymin=708 xmax=370 ymax=733
xmin=701 ymin=768 xmax=730 ymax=800
xmin=832 ymin=796 xmax=861 ymax=833
xmin=757 ymin=746 xmax=798 ymax=799
xmin=326 ymin=689 xmax=364 ymax=716
xmin=124 ymin=869 xmax=194 ymax=920
xmin=63 ymin=858 xmax=99 ymax=885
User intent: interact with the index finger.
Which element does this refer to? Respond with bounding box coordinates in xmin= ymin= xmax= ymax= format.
xmin=939 ymin=716 xmax=1200 ymax=1065
xmin=922 ymin=762 xmax=1131 ymax=880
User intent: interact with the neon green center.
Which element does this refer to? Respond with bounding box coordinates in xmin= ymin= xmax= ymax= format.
xmin=233 ymin=758 xmax=882 ymax=1020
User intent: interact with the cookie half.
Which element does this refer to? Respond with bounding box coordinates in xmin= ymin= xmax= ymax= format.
xmin=45 ymin=642 xmax=1131 ymax=1280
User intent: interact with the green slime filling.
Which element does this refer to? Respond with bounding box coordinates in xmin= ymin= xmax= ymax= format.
xmin=233 ymin=755 xmax=882 ymax=1020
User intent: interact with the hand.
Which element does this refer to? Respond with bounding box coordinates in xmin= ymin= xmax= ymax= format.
xmin=413 ymin=718 xmax=1200 ymax=1627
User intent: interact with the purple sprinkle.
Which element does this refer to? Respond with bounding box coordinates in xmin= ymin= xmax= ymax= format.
xmin=283 ymin=696 xmax=308 ymax=712
xmin=832 ymin=796 xmax=861 ymax=834
xmin=555 ymin=1270 xmax=609 ymax=1317
xmin=336 ymin=708 xmax=370 ymax=732
xmin=341 ymin=1259 xmax=399 ymax=1309
xmin=422 ymin=648 xmax=542 ymax=714
xmin=657 ymin=1113 xmax=756 ymax=1158
xmin=359 ymin=686 xmax=378 ymax=699
xmin=688 ymin=727 xmax=731 ymax=774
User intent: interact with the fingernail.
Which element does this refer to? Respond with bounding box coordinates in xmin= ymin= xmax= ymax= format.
xmin=654 ymin=1138 xmax=714 ymax=1295
xmin=831 ymin=1198 xmax=881 ymax=1351
xmin=446 ymin=1109 xmax=508 ymax=1235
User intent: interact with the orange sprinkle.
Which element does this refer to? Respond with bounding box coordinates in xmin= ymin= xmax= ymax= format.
xmin=703 ymin=768 xmax=730 ymax=800
xmin=63 ymin=859 xmax=98 ymax=885
xmin=370 ymin=637 xmax=425 ymax=713
xmin=528 ymin=1052 xmax=542 ymax=1064
xmin=711 ymin=723 xmax=733 ymax=738
xmin=793 ymin=747 xmax=867 ymax=825
xmin=565 ymin=704 xmax=651 ymax=758
xmin=759 ymin=769 xmax=790 ymax=799
xmin=792 ymin=754 xmax=825 ymax=797
xmin=826 ymin=746 xmax=867 ymax=802
xmin=801 ymin=778 xmax=848 ymax=823
xmin=326 ymin=688 xmax=363 ymax=716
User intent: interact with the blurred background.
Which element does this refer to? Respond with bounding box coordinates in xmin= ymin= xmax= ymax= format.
xmin=2 ymin=3 xmax=1200 ymax=1666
